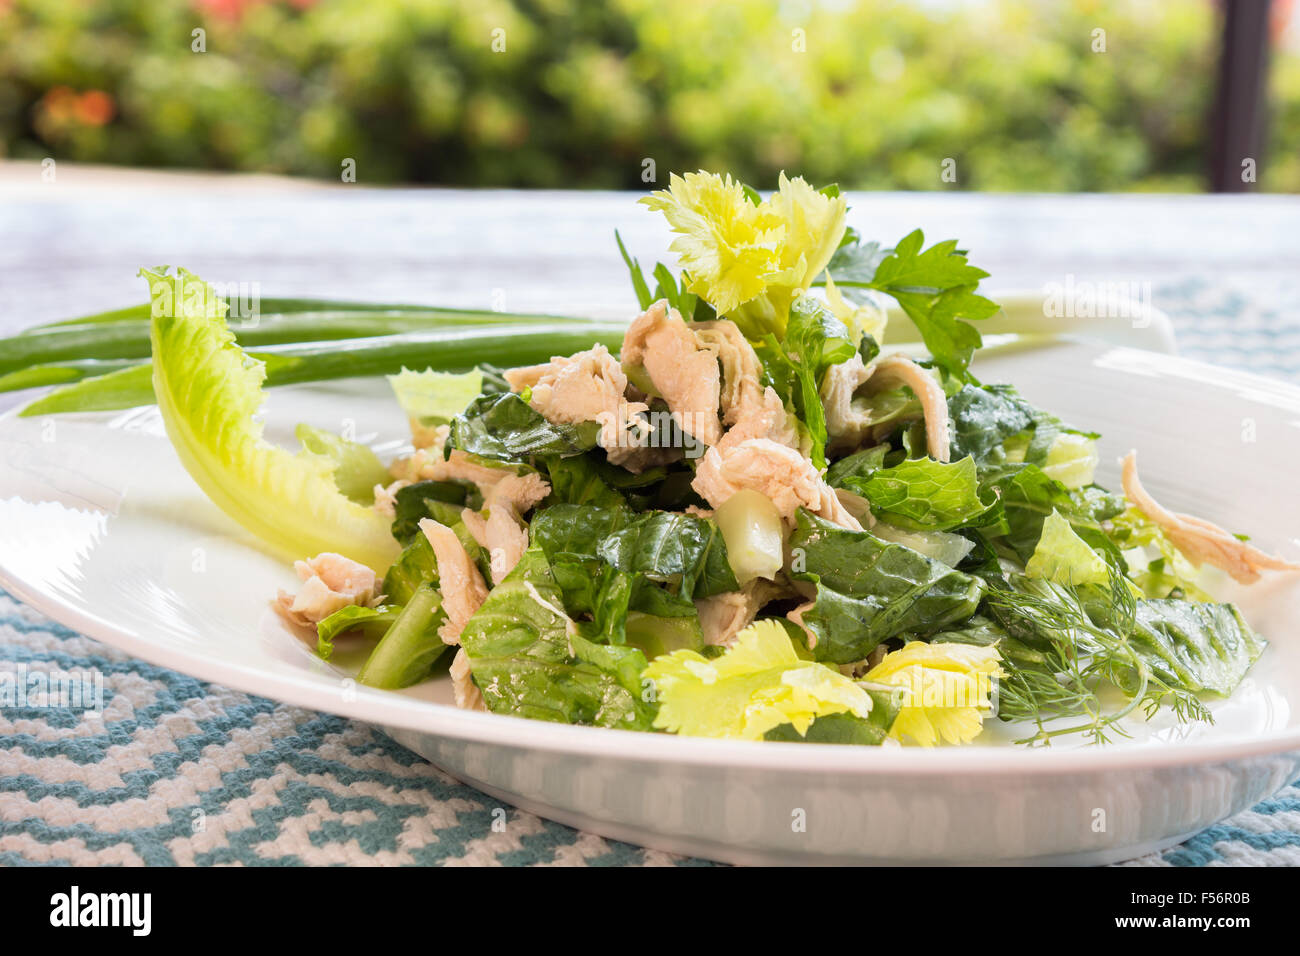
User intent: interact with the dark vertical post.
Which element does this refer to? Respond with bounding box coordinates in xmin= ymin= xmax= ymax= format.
xmin=1209 ymin=0 xmax=1273 ymax=192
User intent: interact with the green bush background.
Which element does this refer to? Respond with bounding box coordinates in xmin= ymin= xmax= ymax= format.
xmin=2 ymin=0 xmax=1297 ymax=191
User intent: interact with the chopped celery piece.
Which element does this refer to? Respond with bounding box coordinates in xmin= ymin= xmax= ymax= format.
xmin=714 ymin=488 xmax=784 ymax=584
xmin=356 ymin=584 xmax=448 ymax=689
xmin=1041 ymin=432 xmax=1099 ymax=489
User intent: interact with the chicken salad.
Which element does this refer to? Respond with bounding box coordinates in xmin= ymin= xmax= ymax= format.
xmin=71 ymin=171 xmax=1300 ymax=747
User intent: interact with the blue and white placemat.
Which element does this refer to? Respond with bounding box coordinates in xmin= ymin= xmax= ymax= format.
xmin=2 ymin=277 xmax=1299 ymax=867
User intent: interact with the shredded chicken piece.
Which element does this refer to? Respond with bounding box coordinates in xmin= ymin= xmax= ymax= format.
xmin=692 ymin=437 xmax=863 ymax=531
xmin=275 ymin=552 xmax=377 ymax=628
xmin=786 ymin=600 xmax=817 ymax=650
xmin=449 ymin=648 xmax=487 ymax=712
xmin=621 ymin=299 xmax=723 ymax=447
xmin=372 ymin=478 xmax=412 ymax=517
xmin=489 ymin=472 xmax=550 ymax=515
xmin=870 ymin=354 xmax=951 ymax=462
xmin=418 ymin=518 xmax=489 ymax=644
xmin=691 ymin=320 xmax=767 ymax=426
xmin=461 ymin=502 xmax=529 ymax=585
xmin=716 ymin=385 xmax=800 ymax=452
xmin=409 ymin=420 xmax=445 ymax=451
xmin=405 ymin=450 xmax=551 ymax=512
xmin=505 ymin=345 xmax=652 ymax=467
xmin=1121 ymin=451 xmax=1300 ymax=584
xmin=693 ymin=318 xmax=798 ymax=450
xmin=820 ymin=353 xmax=876 ymax=452
xmin=695 ymin=579 xmax=787 ymax=647
xmin=833 ymin=486 xmax=875 ymax=528
xmin=458 ymin=470 xmax=549 ymax=584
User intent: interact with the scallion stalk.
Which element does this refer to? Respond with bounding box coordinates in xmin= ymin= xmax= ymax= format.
xmin=2 ymin=308 xmax=603 ymax=376
xmin=19 ymin=321 xmax=629 ymax=416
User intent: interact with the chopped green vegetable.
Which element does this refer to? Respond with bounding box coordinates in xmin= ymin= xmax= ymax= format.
xmin=788 ymin=510 xmax=985 ymax=664
xmin=294 ymin=424 xmax=390 ymax=505
xmin=459 ymin=548 xmax=656 ymax=728
xmin=142 ymin=266 xmax=399 ymax=572
xmin=316 ymin=604 xmax=402 ymax=660
xmin=848 ymin=455 xmax=999 ymax=532
xmin=447 ymin=392 xmax=601 ymax=462
xmin=387 ymin=367 xmax=484 ymax=428
xmin=714 ymin=488 xmax=784 ymax=584
xmin=356 ymin=584 xmax=449 ymax=689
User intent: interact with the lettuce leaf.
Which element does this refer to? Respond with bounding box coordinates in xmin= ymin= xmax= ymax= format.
xmin=1024 ymin=510 xmax=1110 ymax=587
xmin=596 ymin=511 xmax=739 ymax=600
xmin=541 ymin=454 xmax=628 ymax=509
xmin=387 ymin=367 xmax=483 ymax=427
xmin=947 ymin=384 xmax=1035 ymax=463
xmin=788 ymin=510 xmax=984 ymax=664
xmin=825 ymin=444 xmax=889 ymax=487
xmin=447 ymin=391 xmax=600 ymax=462
xmin=389 ymin=479 xmax=480 ymax=544
xmin=142 ymin=266 xmax=398 ymax=572
xmin=847 ymin=455 xmax=999 ymax=532
xmin=979 ymin=462 xmax=1126 ymax=566
xmin=458 ymin=547 xmax=656 ymax=728
xmin=315 ymin=604 xmax=401 ymax=660
xmin=1121 ymin=600 xmax=1265 ymax=697
xmin=294 ymin=423 xmax=390 ymax=505
xmin=531 ymin=504 xmax=720 ymax=645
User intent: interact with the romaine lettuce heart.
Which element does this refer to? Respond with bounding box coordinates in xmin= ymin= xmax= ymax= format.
xmin=143 ymin=266 xmax=399 ymax=572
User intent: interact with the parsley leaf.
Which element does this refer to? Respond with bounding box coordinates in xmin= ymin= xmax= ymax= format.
xmin=829 ymin=228 xmax=999 ymax=382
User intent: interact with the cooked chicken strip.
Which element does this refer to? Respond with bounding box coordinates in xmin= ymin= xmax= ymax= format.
xmin=682 ymin=318 xmax=800 ymax=451
xmin=505 ymin=345 xmax=651 ymax=467
xmin=372 ymin=478 xmax=412 ymax=517
xmin=460 ymin=495 xmax=531 ymax=586
xmin=695 ymin=579 xmax=787 ymax=647
xmin=419 ymin=518 xmax=489 ymax=645
xmin=692 ymin=437 xmax=863 ymax=531
xmin=870 ymin=354 xmax=951 ymax=462
xmin=621 ymin=299 xmax=723 ymax=447
xmin=786 ymin=600 xmax=818 ymax=651
xmin=404 ymin=449 xmax=550 ymax=514
xmin=692 ymin=319 xmax=766 ymax=426
xmin=1121 ymin=451 xmax=1300 ymax=585
xmin=820 ymin=353 xmax=876 ymax=452
xmin=275 ymin=552 xmax=377 ymax=628
xmin=449 ymin=648 xmax=487 ymax=711
xmin=506 ymin=345 xmax=674 ymax=470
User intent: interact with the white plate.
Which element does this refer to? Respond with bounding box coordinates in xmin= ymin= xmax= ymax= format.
xmin=2 ymin=339 xmax=1299 ymax=865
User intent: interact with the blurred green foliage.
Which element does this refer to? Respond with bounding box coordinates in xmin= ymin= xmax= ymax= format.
xmin=0 ymin=0 xmax=1296 ymax=191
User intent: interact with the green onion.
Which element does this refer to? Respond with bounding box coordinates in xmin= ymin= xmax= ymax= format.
xmin=20 ymin=321 xmax=629 ymax=416
xmin=25 ymin=297 xmax=513 ymax=330
xmin=0 ymin=359 xmax=140 ymax=393
xmin=2 ymin=308 xmax=602 ymax=376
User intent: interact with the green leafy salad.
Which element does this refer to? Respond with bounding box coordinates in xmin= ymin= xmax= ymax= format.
xmin=19 ymin=170 xmax=1299 ymax=747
